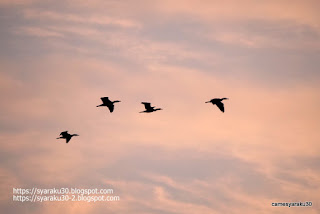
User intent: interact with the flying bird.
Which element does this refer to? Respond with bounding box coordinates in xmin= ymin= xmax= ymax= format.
xmin=56 ymin=131 xmax=79 ymax=143
xmin=140 ymin=102 xmax=162 ymax=113
xmin=205 ymin=98 xmax=228 ymax=112
xmin=97 ymin=97 xmax=121 ymax=113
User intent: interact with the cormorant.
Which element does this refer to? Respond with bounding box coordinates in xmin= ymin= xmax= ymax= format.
xmin=205 ymin=98 xmax=228 ymax=112
xmin=56 ymin=131 xmax=79 ymax=143
xmin=97 ymin=97 xmax=121 ymax=113
xmin=140 ymin=102 xmax=162 ymax=113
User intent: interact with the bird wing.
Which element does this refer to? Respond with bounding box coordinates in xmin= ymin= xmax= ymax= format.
xmin=142 ymin=102 xmax=152 ymax=110
xmin=211 ymin=98 xmax=219 ymax=102
xmin=216 ymin=101 xmax=225 ymax=112
xmin=101 ymin=97 xmax=111 ymax=104
xmin=66 ymin=135 xmax=72 ymax=143
xmin=60 ymin=131 xmax=68 ymax=137
xmin=107 ymin=104 xmax=114 ymax=113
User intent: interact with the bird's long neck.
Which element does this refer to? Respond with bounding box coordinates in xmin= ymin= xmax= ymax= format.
xmin=113 ymin=100 xmax=121 ymax=103
xmin=154 ymin=108 xmax=162 ymax=111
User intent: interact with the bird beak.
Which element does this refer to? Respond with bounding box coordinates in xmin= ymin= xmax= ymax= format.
xmin=205 ymin=101 xmax=210 ymax=103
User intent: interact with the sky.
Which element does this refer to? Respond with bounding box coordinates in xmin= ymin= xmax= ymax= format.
xmin=0 ymin=0 xmax=320 ymax=213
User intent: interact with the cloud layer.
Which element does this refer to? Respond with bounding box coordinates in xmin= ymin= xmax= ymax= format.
xmin=1 ymin=1 xmax=319 ymax=213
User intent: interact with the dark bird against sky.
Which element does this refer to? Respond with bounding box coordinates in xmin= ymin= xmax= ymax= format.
xmin=140 ymin=102 xmax=163 ymax=113
xmin=56 ymin=131 xmax=79 ymax=143
xmin=205 ymin=98 xmax=228 ymax=112
xmin=97 ymin=97 xmax=121 ymax=113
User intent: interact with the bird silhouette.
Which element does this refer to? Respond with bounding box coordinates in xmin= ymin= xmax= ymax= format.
xmin=56 ymin=131 xmax=79 ymax=143
xmin=97 ymin=97 xmax=121 ymax=113
xmin=205 ymin=98 xmax=228 ymax=112
xmin=140 ymin=102 xmax=162 ymax=113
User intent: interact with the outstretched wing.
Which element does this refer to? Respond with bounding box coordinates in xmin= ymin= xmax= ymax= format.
xmin=216 ymin=101 xmax=225 ymax=112
xmin=101 ymin=97 xmax=111 ymax=104
xmin=211 ymin=98 xmax=219 ymax=102
xmin=66 ymin=135 xmax=72 ymax=143
xmin=60 ymin=131 xmax=68 ymax=137
xmin=141 ymin=102 xmax=152 ymax=110
xmin=107 ymin=104 xmax=114 ymax=113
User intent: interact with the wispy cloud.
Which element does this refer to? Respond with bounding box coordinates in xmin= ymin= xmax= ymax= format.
xmin=23 ymin=9 xmax=142 ymax=29
xmin=0 ymin=0 xmax=38 ymax=6
xmin=17 ymin=26 xmax=64 ymax=38
xmin=1 ymin=1 xmax=320 ymax=214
